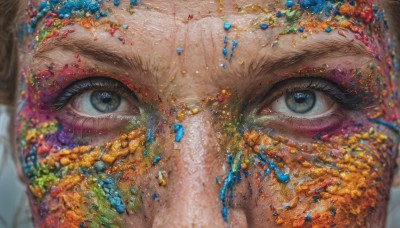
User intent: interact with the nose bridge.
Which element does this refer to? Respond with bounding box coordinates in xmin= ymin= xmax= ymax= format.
xmin=152 ymin=112 xmax=226 ymax=227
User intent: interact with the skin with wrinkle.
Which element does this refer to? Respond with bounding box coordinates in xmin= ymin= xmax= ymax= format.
xmin=15 ymin=0 xmax=400 ymax=227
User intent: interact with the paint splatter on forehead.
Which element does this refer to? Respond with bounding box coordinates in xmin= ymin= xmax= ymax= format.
xmin=21 ymin=0 xmax=393 ymax=68
xmin=23 ymin=0 xmax=386 ymax=35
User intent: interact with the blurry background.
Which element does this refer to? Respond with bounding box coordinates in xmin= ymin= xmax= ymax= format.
xmin=0 ymin=104 xmax=400 ymax=228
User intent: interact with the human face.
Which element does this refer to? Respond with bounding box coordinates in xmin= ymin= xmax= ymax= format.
xmin=16 ymin=0 xmax=400 ymax=227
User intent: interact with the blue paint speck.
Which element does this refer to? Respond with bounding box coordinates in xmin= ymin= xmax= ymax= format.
xmin=258 ymin=153 xmax=290 ymax=183
xmin=146 ymin=128 xmax=155 ymax=143
xmin=286 ymin=0 xmax=294 ymax=7
xmin=224 ymin=22 xmax=232 ymax=31
xmin=152 ymin=192 xmax=158 ymax=200
xmin=153 ymin=155 xmax=161 ymax=165
xmin=298 ymin=0 xmax=326 ymax=14
xmin=274 ymin=169 xmax=290 ymax=183
xmin=38 ymin=1 xmax=48 ymax=11
xmin=329 ymin=207 xmax=336 ymax=217
xmin=305 ymin=213 xmax=311 ymax=222
xmin=325 ymin=26 xmax=332 ymax=33
xmin=268 ymin=162 xmax=276 ymax=170
xmin=99 ymin=177 xmax=125 ymax=214
xmin=173 ymin=123 xmax=184 ymax=142
xmin=221 ymin=206 xmax=228 ymax=221
xmin=176 ymin=48 xmax=183 ymax=55
xmin=130 ymin=0 xmax=138 ymax=6
xmin=232 ymin=40 xmax=238 ymax=48
xmin=260 ymin=23 xmax=268 ymax=30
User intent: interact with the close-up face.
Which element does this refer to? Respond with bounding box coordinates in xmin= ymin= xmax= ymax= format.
xmin=15 ymin=0 xmax=400 ymax=227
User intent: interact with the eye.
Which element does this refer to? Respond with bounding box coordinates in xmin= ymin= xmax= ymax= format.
xmin=53 ymin=77 xmax=141 ymax=133
xmin=254 ymin=77 xmax=366 ymax=133
xmin=91 ymin=91 xmax=121 ymax=113
xmin=270 ymin=90 xmax=336 ymax=118
xmin=70 ymin=90 xmax=129 ymax=116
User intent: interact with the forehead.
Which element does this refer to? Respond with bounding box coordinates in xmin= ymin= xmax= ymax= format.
xmin=25 ymin=0 xmax=384 ymax=24
xmin=24 ymin=0 xmax=390 ymax=57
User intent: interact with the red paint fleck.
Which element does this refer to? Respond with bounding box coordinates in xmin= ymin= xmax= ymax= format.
xmin=61 ymin=29 xmax=75 ymax=39
xmin=45 ymin=19 xmax=54 ymax=27
xmin=62 ymin=19 xmax=73 ymax=26
xmin=38 ymin=144 xmax=51 ymax=155
xmin=50 ymin=186 xmax=61 ymax=198
xmin=360 ymin=7 xmax=373 ymax=23
xmin=109 ymin=28 xmax=116 ymax=36
xmin=216 ymin=94 xmax=224 ymax=102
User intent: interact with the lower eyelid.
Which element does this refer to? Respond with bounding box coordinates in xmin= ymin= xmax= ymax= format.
xmin=56 ymin=106 xmax=136 ymax=134
xmin=70 ymin=95 xmax=138 ymax=117
xmin=254 ymin=112 xmax=346 ymax=137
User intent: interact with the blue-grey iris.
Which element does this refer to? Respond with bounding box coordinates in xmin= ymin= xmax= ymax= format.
xmin=285 ymin=90 xmax=316 ymax=114
xmin=90 ymin=91 xmax=121 ymax=113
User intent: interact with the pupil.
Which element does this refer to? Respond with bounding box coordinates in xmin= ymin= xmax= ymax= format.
xmin=285 ymin=90 xmax=316 ymax=114
xmin=293 ymin=92 xmax=307 ymax=103
xmin=90 ymin=91 xmax=121 ymax=113
xmin=99 ymin=92 xmax=112 ymax=103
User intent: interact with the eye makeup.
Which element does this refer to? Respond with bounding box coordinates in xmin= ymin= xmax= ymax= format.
xmin=258 ymin=77 xmax=369 ymax=112
xmin=51 ymin=77 xmax=139 ymax=111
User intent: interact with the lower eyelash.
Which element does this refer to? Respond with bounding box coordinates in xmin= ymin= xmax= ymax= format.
xmin=252 ymin=111 xmax=346 ymax=137
xmin=56 ymin=107 xmax=133 ymax=136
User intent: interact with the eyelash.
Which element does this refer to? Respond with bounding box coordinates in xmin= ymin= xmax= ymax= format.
xmin=258 ymin=77 xmax=367 ymax=112
xmin=51 ymin=77 xmax=138 ymax=111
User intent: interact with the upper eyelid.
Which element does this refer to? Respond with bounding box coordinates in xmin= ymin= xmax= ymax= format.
xmin=51 ymin=77 xmax=138 ymax=110
xmin=257 ymin=77 xmax=368 ymax=111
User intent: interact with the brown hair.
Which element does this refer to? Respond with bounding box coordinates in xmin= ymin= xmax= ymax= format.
xmin=0 ymin=0 xmax=19 ymax=105
xmin=387 ymin=0 xmax=400 ymax=42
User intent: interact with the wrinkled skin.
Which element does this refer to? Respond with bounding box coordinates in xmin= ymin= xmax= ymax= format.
xmin=16 ymin=0 xmax=400 ymax=227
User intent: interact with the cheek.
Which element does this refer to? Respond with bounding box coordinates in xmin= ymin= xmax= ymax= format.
xmin=16 ymin=99 xmax=162 ymax=226
xmin=219 ymin=122 xmax=395 ymax=226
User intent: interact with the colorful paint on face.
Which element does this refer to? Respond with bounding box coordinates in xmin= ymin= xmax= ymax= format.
xmin=17 ymin=94 xmax=161 ymax=226
xmin=16 ymin=0 xmax=400 ymax=227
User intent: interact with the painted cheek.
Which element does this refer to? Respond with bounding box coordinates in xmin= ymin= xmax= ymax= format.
xmin=218 ymin=124 xmax=393 ymax=226
xmin=16 ymin=107 xmax=163 ymax=226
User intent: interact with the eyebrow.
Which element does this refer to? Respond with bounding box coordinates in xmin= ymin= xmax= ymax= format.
xmin=34 ymin=37 xmax=151 ymax=73
xmin=35 ymin=33 xmax=372 ymax=84
xmin=238 ymin=37 xmax=373 ymax=81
